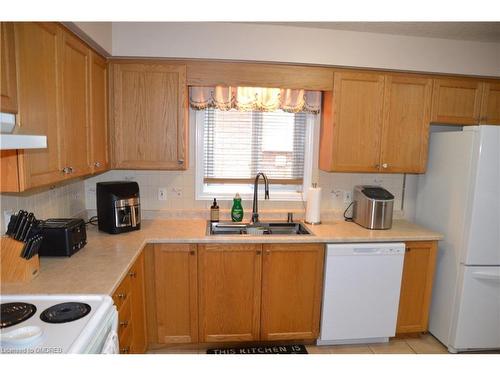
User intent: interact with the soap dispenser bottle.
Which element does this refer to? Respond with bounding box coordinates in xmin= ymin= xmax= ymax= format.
xmin=231 ymin=193 xmax=243 ymax=222
xmin=210 ymin=198 xmax=219 ymax=222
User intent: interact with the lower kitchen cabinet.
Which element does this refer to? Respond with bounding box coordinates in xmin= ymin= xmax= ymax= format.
xmin=198 ymin=244 xmax=262 ymax=342
xmin=112 ymin=251 xmax=147 ymax=354
xmin=147 ymin=243 xmax=198 ymax=344
xmin=396 ymin=241 xmax=438 ymax=334
xmin=261 ymin=244 xmax=325 ymax=341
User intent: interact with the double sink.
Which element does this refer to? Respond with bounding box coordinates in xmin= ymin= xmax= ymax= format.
xmin=207 ymin=221 xmax=312 ymax=236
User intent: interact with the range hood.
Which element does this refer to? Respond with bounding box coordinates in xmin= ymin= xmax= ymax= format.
xmin=0 ymin=113 xmax=47 ymax=150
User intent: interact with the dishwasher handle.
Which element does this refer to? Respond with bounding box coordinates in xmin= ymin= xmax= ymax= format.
xmin=327 ymin=244 xmax=405 ymax=256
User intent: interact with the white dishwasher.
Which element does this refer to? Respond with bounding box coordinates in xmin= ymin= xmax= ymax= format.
xmin=317 ymin=243 xmax=405 ymax=345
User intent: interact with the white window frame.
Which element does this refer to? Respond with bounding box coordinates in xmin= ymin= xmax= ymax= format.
xmin=194 ymin=108 xmax=316 ymax=201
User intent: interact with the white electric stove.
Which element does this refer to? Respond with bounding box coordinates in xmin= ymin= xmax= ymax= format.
xmin=0 ymin=295 xmax=118 ymax=354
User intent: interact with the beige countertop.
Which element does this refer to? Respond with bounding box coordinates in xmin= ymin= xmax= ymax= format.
xmin=0 ymin=219 xmax=442 ymax=296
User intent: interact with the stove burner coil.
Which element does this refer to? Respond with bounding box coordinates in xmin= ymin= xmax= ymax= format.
xmin=40 ymin=302 xmax=91 ymax=324
xmin=1 ymin=302 xmax=37 ymax=329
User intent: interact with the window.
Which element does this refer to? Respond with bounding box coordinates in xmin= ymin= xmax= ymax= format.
xmin=195 ymin=108 xmax=316 ymax=201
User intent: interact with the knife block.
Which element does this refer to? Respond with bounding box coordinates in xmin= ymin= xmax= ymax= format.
xmin=0 ymin=236 xmax=40 ymax=284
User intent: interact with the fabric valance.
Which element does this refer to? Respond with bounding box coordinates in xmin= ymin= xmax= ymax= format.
xmin=189 ymin=86 xmax=321 ymax=114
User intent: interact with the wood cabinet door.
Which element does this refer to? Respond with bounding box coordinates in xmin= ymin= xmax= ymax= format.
xmin=59 ymin=31 xmax=91 ymax=178
xmin=15 ymin=22 xmax=63 ymax=189
xmin=261 ymin=244 xmax=324 ymax=341
xmin=1 ymin=150 xmax=20 ymax=192
xmin=480 ymin=82 xmax=500 ymax=125
xmin=319 ymin=71 xmax=385 ymax=172
xmin=431 ymin=78 xmax=483 ymax=125
xmin=111 ymin=63 xmax=188 ymax=170
xmin=198 ymin=244 xmax=262 ymax=342
xmin=1 ymin=22 xmax=18 ymax=113
xmin=150 ymin=244 xmax=198 ymax=345
xmin=396 ymin=241 xmax=438 ymax=334
xmin=129 ymin=251 xmax=147 ymax=353
xmin=380 ymin=75 xmax=432 ymax=173
xmin=89 ymin=51 xmax=109 ymax=173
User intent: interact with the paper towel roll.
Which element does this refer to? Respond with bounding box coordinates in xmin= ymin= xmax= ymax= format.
xmin=305 ymin=186 xmax=322 ymax=224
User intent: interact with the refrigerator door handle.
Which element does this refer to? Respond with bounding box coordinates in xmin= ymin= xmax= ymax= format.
xmin=472 ymin=271 xmax=500 ymax=283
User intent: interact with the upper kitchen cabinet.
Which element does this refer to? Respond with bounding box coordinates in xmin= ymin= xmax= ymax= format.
xmin=110 ymin=62 xmax=188 ymax=170
xmin=480 ymin=82 xmax=500 ymax=125
xmin=380 ymin=75 xmax=433 ymax=173
xmin=430 ymin=78 xmax=483 ymax=125
xmin=1 ymin=22 xmax=18 ymax=113
xmin=89 ymin=51 xmax=109 ymax=173
xmin=14 ymin=22 xmax=64 ymax=189
xmin=60 ymin=31 xmax=91 ymax=178
xmin=320 ymin=71 xmax=433 ymax=173
xmin=319 ymin=71 xmax=385 ymax=172
xmin=1 ymin=22 xmax=109 ymax=193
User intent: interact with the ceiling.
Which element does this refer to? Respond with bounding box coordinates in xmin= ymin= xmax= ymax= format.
xmin=261 ymin=22 xmax=500 ymax=43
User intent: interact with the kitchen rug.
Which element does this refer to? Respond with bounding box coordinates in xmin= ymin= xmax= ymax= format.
xmin=207 ymin=344 xmax=308 ymax=354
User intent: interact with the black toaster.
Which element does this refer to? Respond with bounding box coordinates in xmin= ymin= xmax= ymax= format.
xmin=38 ymin=218 xmax=87 ymax=257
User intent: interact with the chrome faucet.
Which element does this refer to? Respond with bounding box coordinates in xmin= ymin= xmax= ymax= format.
xmin=251 ymin=172 xmax=270 ymax=224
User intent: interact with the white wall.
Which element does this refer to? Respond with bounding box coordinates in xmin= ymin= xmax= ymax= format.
xmin=72 ymin=22 xmax=113 ymax=55
xmin=112 ymin=22 xmax=500 ymax=76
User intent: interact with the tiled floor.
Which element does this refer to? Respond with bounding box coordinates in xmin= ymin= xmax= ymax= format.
xmin=147 ymin=333 xmax=454 ymax=354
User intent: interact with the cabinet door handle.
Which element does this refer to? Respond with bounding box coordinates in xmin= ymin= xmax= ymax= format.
xmin=120 ymin=320 xmax=129 ymax=328
xmin=375 ymin=164 xmax=380 ymax=169
xmin=94 ymin=161 xmax=101 ymax=168
xmin=256 ymin=250 xmax=261 ymax=255
xmin=62 ymin=167 xmax=71 ymax=174
xmin=265 ymin=249 xmax=271 ymax=255
xmin=190 ymin=250 xmax=196 ymax=255
xmin=129 ymin=271 xmax=136 ymax=278
xmin=177 ymin=159 xmax=184 ymax=165
xmin=382 ymin=163 xmax=388 ymax=169
xmin=117 ymin=293 xmax=127 ymax=299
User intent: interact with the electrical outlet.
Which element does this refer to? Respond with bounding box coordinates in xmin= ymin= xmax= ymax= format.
xmin=158 ymin=188 xmax=167 ymax=201
xmin=343 ymin=191 xmax=352 ymax=204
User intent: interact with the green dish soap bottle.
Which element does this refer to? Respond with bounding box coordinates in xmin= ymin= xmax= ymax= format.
xmin=231 ymin=193 xmax=244 ymax=222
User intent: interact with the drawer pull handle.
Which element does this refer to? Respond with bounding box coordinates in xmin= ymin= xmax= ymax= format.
xmin=120 ymin=320 xmax=129 ymax=328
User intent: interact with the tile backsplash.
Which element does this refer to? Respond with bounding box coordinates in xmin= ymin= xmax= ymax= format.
xmin=0 ymin=180 xmax=86 ymax=231
xmin=84 ymin=169 xmax=416 ymax=222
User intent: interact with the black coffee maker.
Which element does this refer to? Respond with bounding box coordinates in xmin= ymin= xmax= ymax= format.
xmin=96 ymin=181 xmax=141 ymax=234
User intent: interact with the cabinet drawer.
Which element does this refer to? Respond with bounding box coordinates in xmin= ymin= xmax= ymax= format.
xmin=112 ymin=275 xmax=131 ymax=309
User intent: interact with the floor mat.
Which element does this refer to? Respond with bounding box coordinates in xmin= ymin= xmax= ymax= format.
xmin=207 ymin=344 xmax=308 ymax=354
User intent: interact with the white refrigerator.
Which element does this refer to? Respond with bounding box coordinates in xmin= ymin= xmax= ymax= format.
xmin=416 ymin=125 xmax=500 ymax=353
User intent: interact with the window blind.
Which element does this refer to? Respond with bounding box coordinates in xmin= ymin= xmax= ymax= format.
xmin=203 ymin=108 xmax=307 ymax=185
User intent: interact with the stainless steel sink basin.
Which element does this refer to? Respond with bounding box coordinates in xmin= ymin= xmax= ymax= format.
xmin=207 ymin=221 xmax=312 ymax=236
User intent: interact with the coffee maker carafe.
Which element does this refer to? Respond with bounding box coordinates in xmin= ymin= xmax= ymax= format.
xmin=96 ymin=181 xmax=141 ymax=234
